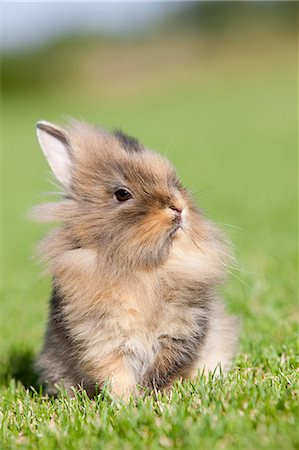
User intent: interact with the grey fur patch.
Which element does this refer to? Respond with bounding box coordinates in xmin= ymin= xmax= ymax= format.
xmin=113 ymin=129 xmax=143 ymax=153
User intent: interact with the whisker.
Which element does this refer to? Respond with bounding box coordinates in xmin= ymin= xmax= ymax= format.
xmin=215 ymin=222 xmax=243 ymax=231
xmin=45 ymin=175 xmax=62 ymax=190
xmin=224 ymin=267 xmax=250 ymax=288
xmin=187 ymin=231 xmax=206 ymax=255
xmin=222 ymin=262 xmax=259 ymax=276
xmin=43 ymin=191 xmax=65 ymax=196
xmin=163 ymin=111 xmax=190 ymax=155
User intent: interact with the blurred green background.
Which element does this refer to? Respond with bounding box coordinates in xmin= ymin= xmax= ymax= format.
xmin=1 ymin=1 xmax=297 ymax=373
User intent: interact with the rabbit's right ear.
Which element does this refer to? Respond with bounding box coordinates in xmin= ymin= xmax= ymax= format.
xmin=36 ymin=121 xmax=72 ymax=189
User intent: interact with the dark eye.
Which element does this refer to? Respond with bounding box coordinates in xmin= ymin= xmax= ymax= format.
xmin=114 ymin=188 xmax=133 ymax=202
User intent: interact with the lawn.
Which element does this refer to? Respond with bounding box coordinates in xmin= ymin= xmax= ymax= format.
xmin=0 ymin=33 xmax=298 ymax=449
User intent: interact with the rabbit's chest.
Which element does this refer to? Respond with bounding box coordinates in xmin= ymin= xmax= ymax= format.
xmin=109 ymin=280 xmax=200 ymax=352
xmin=65 ymin=268 xmax=206 ymax=378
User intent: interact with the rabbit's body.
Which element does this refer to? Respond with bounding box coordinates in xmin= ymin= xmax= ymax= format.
xmin=34 ymin=120 xmax=237 ymax=397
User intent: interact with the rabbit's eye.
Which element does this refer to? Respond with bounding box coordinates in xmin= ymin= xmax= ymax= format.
xmin=114 ymin=188 xmax=133 ymax=202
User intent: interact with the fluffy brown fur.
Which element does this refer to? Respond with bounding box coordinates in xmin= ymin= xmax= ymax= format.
xmin=33 ymin=119 xmax=237 ymax=398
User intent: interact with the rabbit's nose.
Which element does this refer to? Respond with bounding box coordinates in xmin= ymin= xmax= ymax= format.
xmin=170 ymin=206 xmax=183 ymax=222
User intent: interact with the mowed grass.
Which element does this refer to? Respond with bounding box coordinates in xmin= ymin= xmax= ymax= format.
xmin=1 ymin=36 xmax=298 ymax=449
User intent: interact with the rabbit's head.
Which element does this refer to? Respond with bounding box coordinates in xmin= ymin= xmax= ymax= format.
xmin=36 ymin=120 xmax=198 ymax=272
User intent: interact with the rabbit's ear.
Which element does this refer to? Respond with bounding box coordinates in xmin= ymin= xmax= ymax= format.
xmin=36 ymin=121 xmax=72 ymax=188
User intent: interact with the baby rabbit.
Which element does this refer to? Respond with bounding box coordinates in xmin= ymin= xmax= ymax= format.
xmin=34 ymin=119 xmax=237 ymax=398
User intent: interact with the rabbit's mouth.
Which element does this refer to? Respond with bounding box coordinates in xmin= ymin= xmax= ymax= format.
xmin=169 ymin=222 xmax=183 ymax=238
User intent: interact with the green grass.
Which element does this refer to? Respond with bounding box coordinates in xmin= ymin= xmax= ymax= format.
xmin=1 ymin=34 xmax=298 ymax=449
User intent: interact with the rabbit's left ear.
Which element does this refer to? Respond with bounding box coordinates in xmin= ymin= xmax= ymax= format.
xmin=36 ymin=120 xmax=72 ymax=188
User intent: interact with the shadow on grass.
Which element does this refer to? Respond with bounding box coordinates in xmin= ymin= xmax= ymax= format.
xmin=0 ymin=347 xmax=40 ymax=390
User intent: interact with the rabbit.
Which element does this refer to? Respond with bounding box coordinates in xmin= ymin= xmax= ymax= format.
xmin=33 ymin=119 xmax=237 ymax=398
